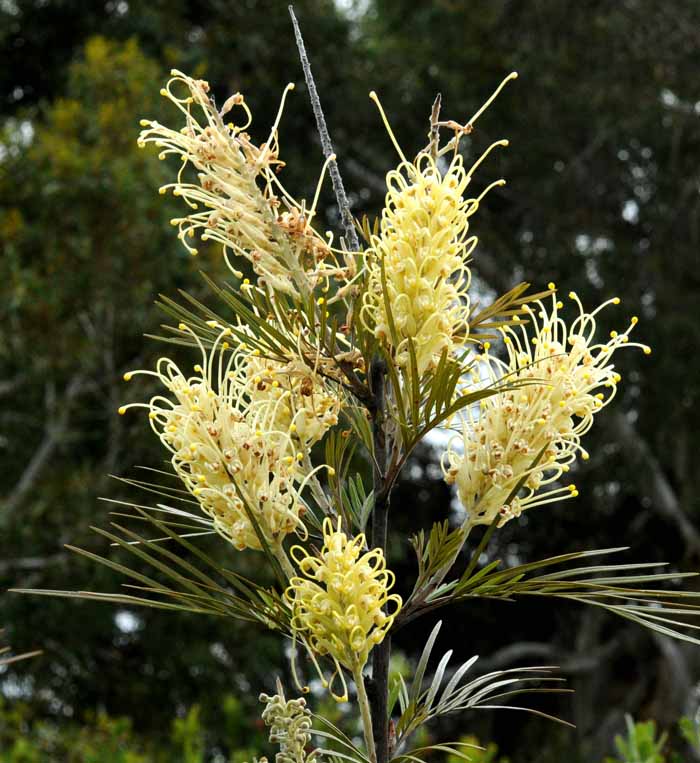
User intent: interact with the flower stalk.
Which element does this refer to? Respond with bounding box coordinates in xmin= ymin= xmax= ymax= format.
xmin=354 ymin=662 xmax=378 ymax=763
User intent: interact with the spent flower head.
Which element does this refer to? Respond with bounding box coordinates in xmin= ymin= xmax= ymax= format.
xmin=138 ymin=70 xmax=344 ymax=296
xmin=442 ymin=290 xmax=650 ymax=527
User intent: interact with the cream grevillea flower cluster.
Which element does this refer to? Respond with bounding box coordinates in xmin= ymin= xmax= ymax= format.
xmin=259 ymin=689 xmax=317 ymax=763
xmin=121 ymin=327 xmax=339 ymax=551
xmin=138 ymin=70 xmax=343 ymax=295
xmin=442 ymin=290 xmax=650 ymax=527
xmin=285 ymin=518 xmax=402 ymax=697
xmin=360 ymin=86 xmax=512 ymax=376
xmin=361 ymin=153 xmax=476 ymax=374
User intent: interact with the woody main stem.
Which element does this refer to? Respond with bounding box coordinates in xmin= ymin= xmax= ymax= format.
xmin=370 ymin=358 xmax=391 ymax=763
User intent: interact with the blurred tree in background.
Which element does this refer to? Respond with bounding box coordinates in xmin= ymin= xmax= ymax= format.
xmin=1 ymin=1 xmax=699 ymax=760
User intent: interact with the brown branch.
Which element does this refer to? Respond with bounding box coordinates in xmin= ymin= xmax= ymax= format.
xmin=2 ymin=374 xmax=85 ymax=517
xmin=607 ymin=410 xmax=700 ymax=556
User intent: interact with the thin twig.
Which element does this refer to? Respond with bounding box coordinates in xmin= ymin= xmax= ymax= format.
xmin=428 ymin=93 xmax=442 ymax=161
xmin=288 ymin=5 xmax=360 ymax=252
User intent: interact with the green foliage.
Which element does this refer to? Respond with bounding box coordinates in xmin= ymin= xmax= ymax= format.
xmin=678 ymin=713 xmax=700 ymax=753
xmin=0 ymin=695 xmax=263 ymax=762
xmin=605 ymin=716 xmax=667 ymax=763
xmin=446 ymin=735 xmax=509 ymax=763
xmin=603 ymin=713 xmax=700 ymax=763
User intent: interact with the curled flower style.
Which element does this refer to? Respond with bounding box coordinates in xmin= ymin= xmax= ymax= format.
xmin=285 ymin=518 xmax=402 ymax=700
xmin=119 ymin=327 xmax=336 ymax=553
xmin=360 ymin=89 xmax=510 ymax=374
xmin=442 ymin=291 xmax=651 ymax=527
xmin=138 ymin=70 xmax=343 ymax=295
xmin=260 ymin=687 xmax=317 ymax=763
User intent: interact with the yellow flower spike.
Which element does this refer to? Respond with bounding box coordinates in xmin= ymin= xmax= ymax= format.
xmin=442 ymin=292 xmax=649 ymax=527
xmin=360 ymin=133 xmax=485 ymax=373
xmin=285 ymin=518 xmax=402 ymax=692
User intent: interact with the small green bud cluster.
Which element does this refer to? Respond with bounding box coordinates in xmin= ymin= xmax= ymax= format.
xmin=259 ymin=691 xmax=317 ymax=763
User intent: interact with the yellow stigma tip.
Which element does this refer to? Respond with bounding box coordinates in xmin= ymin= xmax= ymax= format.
xmin=631 ymin=316 xmax=639 ymax=324
xmin=483 ymin=341 xmax=491 ymax=350
xmin=123 ymin=372 xmax=133 ymax=381
xmin=178 ymin=323 xmax=187 ymax=331
xmin=118 ymin=406 xmax=126 ymax=415
xmin=548 ymin=282 xmax=556 ymax=291
xmin=643 ymin=346 xmax=652 ymax=355
xmin=569 ymin=291 xmax=576 ymax=299
xmin=612 ymin=297 xmax=621 ymax=305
